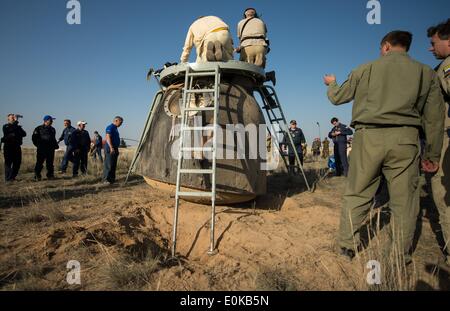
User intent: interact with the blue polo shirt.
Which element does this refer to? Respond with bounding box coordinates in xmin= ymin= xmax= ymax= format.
xmin=59 ymin=126 xmax=76 ymax=146
xmin=105 ymin=123 xmax=120 ymax=152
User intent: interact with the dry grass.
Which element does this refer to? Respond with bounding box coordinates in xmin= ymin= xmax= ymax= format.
xmin=0 ymin=147 xmax=447 ymax=291
xmin=100 ymin=250 xmax=161 ymax=290
xmin=13 ymin=204 xmax=73 ymax=225
xmin=0 ymin=147 xmax=134 ymax=177
xmin=0 ymin=147 xmax=143 ymax=290
xmin=349 ymin=208 xmax=419 ymax=291
xmin=0 ymin=253 xmax=51 ymax=290
xmin=7 ymin=186 xmax=78 ymax=225
xmin=253 ymin=266 xmax=301 ymax=291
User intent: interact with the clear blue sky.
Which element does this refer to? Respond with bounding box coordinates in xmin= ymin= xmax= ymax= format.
xmin=1 ymin=0 xmax=449 ymax=146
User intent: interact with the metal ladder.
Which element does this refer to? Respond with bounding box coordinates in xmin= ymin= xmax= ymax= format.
xmin=257 ymin=85 xmax=311 ymax=191
xmin=172 ymin=64 xmax=221 ymax=257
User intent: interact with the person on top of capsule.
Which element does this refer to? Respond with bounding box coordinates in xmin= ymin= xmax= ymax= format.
xmin=180 ymin=16 xmax=234 ymax=63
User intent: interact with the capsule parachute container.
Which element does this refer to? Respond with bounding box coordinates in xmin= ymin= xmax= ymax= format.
xmin=130 ymin=61 xmax=270 ymax=204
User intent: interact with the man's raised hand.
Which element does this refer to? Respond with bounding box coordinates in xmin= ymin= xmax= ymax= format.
xmin=324 ymin=74 xmax=336 ymax=86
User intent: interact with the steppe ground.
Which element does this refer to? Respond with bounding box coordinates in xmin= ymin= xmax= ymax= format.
xmin=0 ymin=147 xmax=449 ymax=290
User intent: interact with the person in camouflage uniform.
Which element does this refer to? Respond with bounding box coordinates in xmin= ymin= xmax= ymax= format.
xmin=311 ymin=138 xmax=321 ymax=162
xmin=322 ymin=137 xmax=330 ymax=159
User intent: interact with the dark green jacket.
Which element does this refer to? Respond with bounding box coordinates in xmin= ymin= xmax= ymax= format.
xmin=327 ymin=51 xmax=445 ymax=162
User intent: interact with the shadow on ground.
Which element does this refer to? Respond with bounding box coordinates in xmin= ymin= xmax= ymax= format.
xmin=0 ymin=175 xmax=144 ymax=209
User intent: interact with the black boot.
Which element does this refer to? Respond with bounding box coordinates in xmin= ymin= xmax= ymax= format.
xmin=339 ymin=247 xmax=355 ymax=261
xmin=265 ymin=71 xmax=276 ymax=86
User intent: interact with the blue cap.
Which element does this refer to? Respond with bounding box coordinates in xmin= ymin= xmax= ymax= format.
xmin=43 ymin=115 xmax=55 ymax=121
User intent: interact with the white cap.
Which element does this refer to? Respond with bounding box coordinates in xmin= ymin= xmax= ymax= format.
xmin=77 ymin=121 xmax=87 ymax=126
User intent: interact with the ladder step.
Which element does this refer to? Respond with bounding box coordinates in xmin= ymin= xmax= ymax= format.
xmin=270 ymin=118 xmax=285 ymax=122
xmin=261 ymin=89 xmax=274 ymax=96
xmin=183 ymin=107 xmax=215 ymax=112
xmin=181 ymin=147 xmax=214 ymax=152
xmin=187 ymin=72 xmax=217 ymax=77
xmin=182 ymin=126 xmax=215 ymax=131
xmin=177 ymin=191 xmax=213 ymax=198
xmin=185 ymin=89 xmax=215 ymax=94
xmin=179 ymin=169 xmax=213 ymax=174
xmin=263 ymin=105 xmax=280 ymax=110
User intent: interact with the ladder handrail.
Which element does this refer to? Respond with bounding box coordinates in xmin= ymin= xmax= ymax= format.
xmin=208 ymin=64 xmax=220 ymax=255
xmin=257 ymin=85 xmax=311 ymax=191
xmin=172 ymin=66 xmax=191 ymax=258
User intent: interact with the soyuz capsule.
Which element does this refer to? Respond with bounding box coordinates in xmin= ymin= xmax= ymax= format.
xmin=131 ymin=61 xmax=270 ymax=204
